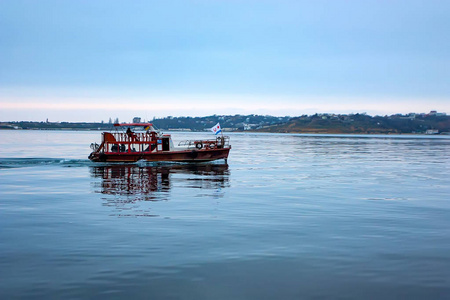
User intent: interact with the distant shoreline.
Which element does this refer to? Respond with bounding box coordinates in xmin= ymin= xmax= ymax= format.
xmin=1 ymin=128 xmax=448 ymax=136
xmin=1 ymin=112 xmax=449 ymax=135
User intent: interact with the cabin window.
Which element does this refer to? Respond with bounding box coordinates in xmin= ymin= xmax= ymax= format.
xmin=108 ymin=144 xmax=127 ymax=152
xmin=143 ymin=142 xmax=157 ymax=152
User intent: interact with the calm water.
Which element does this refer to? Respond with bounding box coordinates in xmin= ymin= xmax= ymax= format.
xmin=1 ymin=130 xmax=450 ymax=299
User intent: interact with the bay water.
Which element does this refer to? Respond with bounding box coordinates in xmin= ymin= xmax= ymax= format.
xmin=1 ymin=130 xmax=449 ymax=299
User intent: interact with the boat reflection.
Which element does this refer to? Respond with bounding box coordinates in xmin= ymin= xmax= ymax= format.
xmin=90 ymin=163 xmax=230 ymax=203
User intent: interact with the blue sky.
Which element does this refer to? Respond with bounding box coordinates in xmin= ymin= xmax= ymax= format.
xmin=1 ymin=0 xmax=449 ymax=122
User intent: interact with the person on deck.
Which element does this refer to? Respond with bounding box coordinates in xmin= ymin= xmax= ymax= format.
xmin=126 ymin=127 xmax=138 ymax=141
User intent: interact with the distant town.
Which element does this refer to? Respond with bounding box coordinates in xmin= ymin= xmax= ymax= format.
xmin=1 ymin=111 xmax=449 ymax=134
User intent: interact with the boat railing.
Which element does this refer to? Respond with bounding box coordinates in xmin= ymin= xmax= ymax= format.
xmin=109 ymin=132 xmax=155 ymax=142
xmin=98 ymin=132 xmax=158 ymax=153
xmin=178 ymin=136 xmax=230 ymax=149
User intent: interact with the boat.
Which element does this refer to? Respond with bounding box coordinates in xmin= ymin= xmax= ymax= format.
xmin=88 ymin=123 xmax=231 ymax=163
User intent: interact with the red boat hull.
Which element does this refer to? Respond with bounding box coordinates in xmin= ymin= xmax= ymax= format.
xmin=89 ymin=147 xmax=230 ymax=163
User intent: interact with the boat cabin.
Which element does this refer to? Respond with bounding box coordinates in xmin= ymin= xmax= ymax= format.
xmin=98 ymin=123 xmax=173 ymax=154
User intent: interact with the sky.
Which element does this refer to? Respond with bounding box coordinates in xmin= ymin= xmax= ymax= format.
xmin=1 ymin=0 xmax=449 ymax=122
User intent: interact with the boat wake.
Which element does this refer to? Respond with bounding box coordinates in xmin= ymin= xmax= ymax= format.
xmin=0 ymin=158 xmax=93 ymax=169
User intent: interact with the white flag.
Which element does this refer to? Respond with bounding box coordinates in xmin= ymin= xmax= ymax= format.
xmin=211 ymin=123 xmax=222 ymax=135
